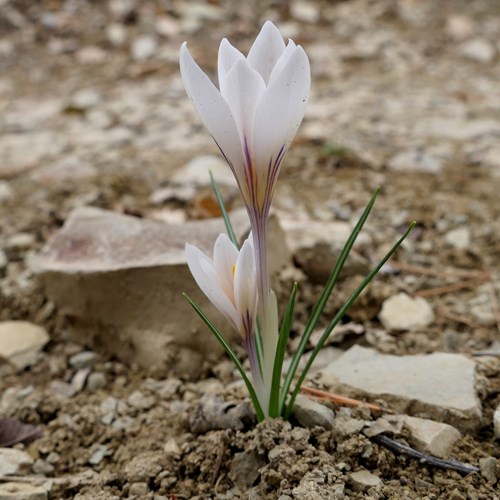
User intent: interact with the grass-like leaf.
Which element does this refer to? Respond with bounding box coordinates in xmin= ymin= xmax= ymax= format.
xmin=210 ymin=171 xmax=239 ymax=248
xmin=284 ymin=221 xmax=416 ymax=418
xmin=268 ymin=282 xmax=298 ymax=418
xmin=281 ymin=187 xmax=380 ymax=404
xmin=183 ymin=293 xmax=265 ymax=422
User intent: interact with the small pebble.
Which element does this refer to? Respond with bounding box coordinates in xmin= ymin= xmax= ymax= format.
xmin=33 ymin=459 xmax=55 ymax=476
xmin=86 ymin=372 xmax=107 ymax=391
xmin=131 ymin=35 xmax=157 ymax=61
xmin=89 ymin=445 xmax=109 ymax=466
xmin=6 ymin=233 xmax=35 ymax=250
xmin=69 ymin=351 xmax=97 ymax=370
xmin=479 ymin=456 xmax=497 ymax=484
xmin=129 ymin=482 xmax=150 ymax=496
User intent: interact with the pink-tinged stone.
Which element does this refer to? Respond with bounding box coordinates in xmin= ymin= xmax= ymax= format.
xmin=32 ymin=207 xmax=288 ymax=376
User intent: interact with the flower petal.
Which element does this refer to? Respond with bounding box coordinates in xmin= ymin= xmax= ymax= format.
xmin=218 ymin=38 xmax=245 ymax=96
xmin=180 ymin=43 xmax=244 ymax=179
xmin=268 ymin=40 xmax=296 ymax=84
xmin=247 ymin=21 xmax=286 ymax=84
xmin=213 ymin=233 xmax=238 ymax=298
xmin=185 ymin=242 xmax=239 ymax=329
xmin=220 ymin=59 xmax=266 ymax=145
xmin=233 ymin=238 xmax=258 ymax=334
xmin=252 ymin=46 xmax=310 ymax=182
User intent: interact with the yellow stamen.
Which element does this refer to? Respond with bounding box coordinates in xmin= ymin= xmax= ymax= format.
xmin=232 ymin=264 xmax=236 ymax=278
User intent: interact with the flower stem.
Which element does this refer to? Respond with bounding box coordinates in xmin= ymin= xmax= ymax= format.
xmin=250 ymin=213 xmax=279 ymax=417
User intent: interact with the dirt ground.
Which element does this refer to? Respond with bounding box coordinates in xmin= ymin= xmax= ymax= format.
xmin=1 ymin=0 xmax=499 ymax=498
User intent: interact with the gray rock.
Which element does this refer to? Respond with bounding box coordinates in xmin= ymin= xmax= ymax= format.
xmin=379 ymin=292 xmax=434 ymax=330
xmin=86 ymin=372 xmax=107 ymax=391
xmin=0 ymin=132 xmax=68 ymax=179
xmin=479 ymin=457 xmax=497 ymax=484
xmin=320 ymin=346 xmax=481 ymax=431
xmin=445 ymin=227 xmax=471 ymax=249
xmin=6 ymin=233 xmax=35 ymax=251
xmin=280 ymin=218 xmax=370 ymax=282
xmin=331 ymin=415 xmax=366 ymax=437
xmin=129 ymin=482 xmax=150 ymax=496
xmin=446 ymin=14 xmax=475 ymax=41
xmin=106 ymin=23 xmax=127 ymax=47
xmin=494 ymin=402 xmax=500 ymax=439
xmin=0 ymin=250 xmax=7 ymax=271
xmin=0 ymin=181 xmax=14 ymax=203
xmin=290 ymin=2 xmax=320 ymax=23
xmin=349 ymin=470 xmax=382 ymax=492
xmin=32 ymin=207 xmax=288 ymax=376
xmin=127 ymin=391 xmax=155 ymax=410
xmin=229 ymin=451 xmax=265 ymax=490
xmin=66 ymin=89 xmax=101 ymax=112
xmin=0 ymin=321 xmax=49 ymax=370
xmin=88 ymin=445 xmax=109 ymax=466
xmin=364 ymin=415 xmax=404 ymax=437
xmin=0 ymin=448 xmax=34 ymax=475
xmin=189 ymin=396 xmax=256 ymax=434
xmin=124 ymin=451 xmax=166 ymax=482
xmin=131 ymin=35 xmax=157 ymax=61
xmin=69 ymin=350 xmax=97 ymax=369
xmin=292 ymin=395 xmax=334 ymax=429
xmin=0 ymin=482 xmax=49 ymax=500
xmin=32 ymin=459 xmax=55 ymax=476
xmin=388 ymin=149 xmax=444 ymax=174
xmin=171 ymin=155 xmax=237 ymax=187
xmin=403 ymin=416 xmax=461 ymax=458
xmin=459 ymin=38 xmax=496 ymax=63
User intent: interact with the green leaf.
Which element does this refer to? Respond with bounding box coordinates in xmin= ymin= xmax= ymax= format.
xmin=284 ymin=221 xmax=416 ymax=418
xmin=183 ymin=293 xmax=265 ymax=422
xmin=210 ymin=171 xmax=239 ymax=249
xmin=268 ymin=282 xmax=298 ymax=418
xmin=281 ymin=187 xmax=380 ymax=405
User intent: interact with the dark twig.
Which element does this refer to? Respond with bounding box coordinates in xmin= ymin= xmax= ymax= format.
xmin=373 ymin=435 xmax=479 ymax=474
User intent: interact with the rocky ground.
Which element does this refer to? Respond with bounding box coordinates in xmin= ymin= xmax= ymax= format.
xmin=1 ymin=0 xmax=500 ymax=498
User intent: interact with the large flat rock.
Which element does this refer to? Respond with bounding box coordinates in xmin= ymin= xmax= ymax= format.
xmin=320 ymin=345 xmax=481 ymax=431
xmin=32 ymin=207 xmax=289 ymax=376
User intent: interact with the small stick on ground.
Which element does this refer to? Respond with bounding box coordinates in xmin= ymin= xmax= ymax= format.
xmin=301 ymin=386 xmax=389 ymax=413
xmin=415 ymin=279 xmax=482 ymax=298
xmin=436 ymin=306 xmax=477 ymax=328
xmin=389 ymin=262 xmax=491 ymax=280
xmin=373 ymin=434 xmax=479 ymax=474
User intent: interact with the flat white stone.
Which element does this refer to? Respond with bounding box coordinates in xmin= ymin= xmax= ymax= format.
xmin=0 ymin=482 xmax=49 ymax=500
xmin=321 ymin=346 xmax=481 ymax=431
xmin=445 ymin=227 xmax=471 ymax=249
xmin=379 ymin=292 xmax=434 ymax=330
xmin=292 ymin=395 xmax=334 ymax=429
xmin=459 ymin=38 xmax=496 ymax=63
xmin=0 ymin=448 xmax=34 ymax=475
xmin=0 ymin=321 xmax=49 ymax=370
xmin=349 ymin=470 xmax=382 ymax=491
xmin=403 ymin=416 xmax=461 ymax=458
xmin=494 ymin=402 xmax=500 ymax=439
xmin=32 ymin=207 xmax=289 ymax=376
xmin=388 ymin=149 xmax=444 ymax=174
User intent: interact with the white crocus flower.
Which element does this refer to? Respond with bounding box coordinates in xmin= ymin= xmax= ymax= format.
xmin=185 ymin=234 xmax=258 ymax=341
xmin=180 ymin=21 xmax=310 ymax=215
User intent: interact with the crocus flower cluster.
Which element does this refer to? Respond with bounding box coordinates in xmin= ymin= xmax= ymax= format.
xmin=181 ymin=21 xmax=311 ymax=417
